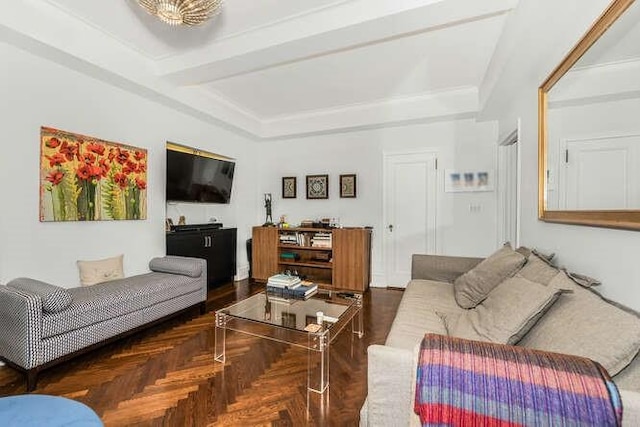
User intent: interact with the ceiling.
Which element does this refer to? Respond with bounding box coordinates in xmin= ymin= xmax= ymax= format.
xmin=550 ymin=0 xmax=640 ymax=108
xmin=2 ymin=0 xmax=519 ymax=138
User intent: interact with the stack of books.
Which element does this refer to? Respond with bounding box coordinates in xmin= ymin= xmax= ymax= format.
xmin=267 ymin=274 xmax=301 ymax=288
xmin=279 ymin=234 xmax=299 ymax=245
xmin=311 ymin=232 xmax=332 ymax=248
xmin=266 ymin=274 xmax=318 ymax=300
xmin=279 ymin=232 xmax=312 ymax=247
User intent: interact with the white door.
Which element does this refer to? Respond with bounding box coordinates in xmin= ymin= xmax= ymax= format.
xmin=384 ymin=151 xmax=438 ymax=287
xmin=559 ymin=134 xmax=640 ymax=209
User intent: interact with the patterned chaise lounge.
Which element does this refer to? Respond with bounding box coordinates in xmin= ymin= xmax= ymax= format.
xmin=0 ymin=255 xmax=207 ymax=391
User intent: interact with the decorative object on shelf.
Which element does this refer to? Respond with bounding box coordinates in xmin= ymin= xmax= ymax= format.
xmin=340 ymin=174 xmax=357 ymax=198
xmin=40 ymin=126 xmax=148 ymax=222
xmin=278 ymin=214 xmax=290 ymax=228
xmin=165 ymin=218 xmax=173 ymax=231
xmin=263 ymin=193 xmax=274 ymax=226
xmin=178 ymin=215 xmax=186 ymax=225
xmin=306 ymin=174 xmax=329 ymax=199
xmin=444 ymin=169 xmax=494 ymax=193
xmin=282 ymin=176 xmax=297 ymax=199
xmin=136 ymin=0 xmax=223 ymax=26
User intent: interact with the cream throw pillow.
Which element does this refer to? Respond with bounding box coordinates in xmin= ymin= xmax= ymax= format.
xmin=446 ymin=276 xmax=563 ymax=345
xmin=77 ymin=254 xmax=124 ymax=286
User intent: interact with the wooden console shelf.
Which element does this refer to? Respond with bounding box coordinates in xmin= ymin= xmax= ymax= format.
xmin=252 ymin=226 xmax=372 ymax=292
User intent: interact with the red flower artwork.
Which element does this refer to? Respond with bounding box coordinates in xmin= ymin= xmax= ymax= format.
xmin=46 ymin=137 xmax=61 ymax=149
xmin=46 ymin=153 xmax=66 ymax=167
xmin=45 ymin=170 xmax=64 ymax=185
xmin=40 ymin=126 xmax=148 ymax=222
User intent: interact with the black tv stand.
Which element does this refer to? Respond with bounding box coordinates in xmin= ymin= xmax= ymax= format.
xmin=170 ymin=223 xmax=223 ymax=232
xmin=166 ymin=226 xmax=236 ymax=289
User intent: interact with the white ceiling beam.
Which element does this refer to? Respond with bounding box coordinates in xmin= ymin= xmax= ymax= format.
xmin=159 ymin=0 xmax=517 ymax=85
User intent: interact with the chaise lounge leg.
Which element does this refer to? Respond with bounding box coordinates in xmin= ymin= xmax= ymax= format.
xmin=199 ymin=301 xmax=207 ymax=315
xmin=26 ymin=369 xmax=38 ymax=392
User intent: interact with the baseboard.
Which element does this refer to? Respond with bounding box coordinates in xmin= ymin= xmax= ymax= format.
xmin=370 ymin=272 xmax=386 ymax=288
xmin=235 ymin=264 xmax=250 ymax=281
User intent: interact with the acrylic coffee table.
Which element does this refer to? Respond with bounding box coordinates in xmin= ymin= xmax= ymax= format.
xmin=214 ymin=290 xmax=363 ymax=394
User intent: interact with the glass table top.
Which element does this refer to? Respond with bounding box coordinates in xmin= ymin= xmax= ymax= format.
xmin=218 ymin=290 xmax=360 ymax=333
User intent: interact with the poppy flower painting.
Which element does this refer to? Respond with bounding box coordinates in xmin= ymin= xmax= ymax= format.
xmin=40 ymin=127 xmax=148 ymax=221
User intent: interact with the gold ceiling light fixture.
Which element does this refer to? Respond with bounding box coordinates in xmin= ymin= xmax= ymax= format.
xmin=136 ymin=0 xmax=223 ymax=26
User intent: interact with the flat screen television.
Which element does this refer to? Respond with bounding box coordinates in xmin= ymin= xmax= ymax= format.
xmin=166 ymin=144 xmax=235 ymax=204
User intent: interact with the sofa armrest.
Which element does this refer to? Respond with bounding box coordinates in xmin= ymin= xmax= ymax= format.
xmin=0 ymin=286 xmax=42 ymax=369
xmin=411 ymin=254 xmax=483 ymax=282
xmin=622 ymin=389 xmax=640 ymax=427
xmin=366 ymin=345 xmax=416 ymax=427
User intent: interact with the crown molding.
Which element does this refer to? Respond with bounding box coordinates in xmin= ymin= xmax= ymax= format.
xmin=260 ymin=87 xmax=478 ymax=138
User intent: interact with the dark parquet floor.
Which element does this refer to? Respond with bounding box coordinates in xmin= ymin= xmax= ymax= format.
xmin=0 ymin=281 xmax=403 ymax=426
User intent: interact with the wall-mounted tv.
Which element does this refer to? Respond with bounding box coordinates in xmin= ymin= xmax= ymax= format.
xmin=166 ymin=142 xmax=235 ymax=204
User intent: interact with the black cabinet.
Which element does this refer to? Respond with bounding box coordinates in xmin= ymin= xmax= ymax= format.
xmin=166 ymin=227 xmax=237 ymax=288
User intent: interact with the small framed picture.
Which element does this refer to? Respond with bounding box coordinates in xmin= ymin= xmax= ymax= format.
xmin=306 ymin=174 xmax=329 ymax=199
xmin=282 ymin=176 xmax=297 ymax=199
xmin=444 ymin=169 xmax=494 ymax=192
xmin=340 ymin=174 xmax=357 ymax=198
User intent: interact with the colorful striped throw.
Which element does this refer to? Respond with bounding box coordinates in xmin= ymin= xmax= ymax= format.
xmin=414 ymin=334 xmax=622 ymax=426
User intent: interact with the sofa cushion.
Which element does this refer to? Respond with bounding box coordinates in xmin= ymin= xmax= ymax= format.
xmin=149 ymin=256 xmax=203 ymax=278
xmin=7 ymin=278 xmax=72 ymax=313
xmin=519 ymin=272 xmax=640 ymax=376
xmin=385 ymin=280 xmax=464 ymax=351
xmin=77 ymin=254 xmax=124 ymax=286
xmin=453 ymin=245 xmax=526 ymax=309
xmin=445 ymin=276 xmax=562 ymax=345
xmin=516 ymin=253 xmax=559 ymax=286
xmin=42 ymin=272 xmax=201 ymax=338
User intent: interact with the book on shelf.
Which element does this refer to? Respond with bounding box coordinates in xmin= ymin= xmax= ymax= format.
xmin=280 ymin=252 xmax=300 ymax=261
xmin=279 ymin=231 xmax=313 ymax=247
xmin=311 ymin=231 xmax=332 ymax=248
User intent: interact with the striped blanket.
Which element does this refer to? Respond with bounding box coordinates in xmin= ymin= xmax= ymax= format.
xmin=414 ymin=334 xmax=622 ymax=426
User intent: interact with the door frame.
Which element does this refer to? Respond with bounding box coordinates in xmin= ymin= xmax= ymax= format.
xmin=496 ymin=119 xmax=521 ymax=248
xmin=382 ymin=149 xmax=440 ymax=287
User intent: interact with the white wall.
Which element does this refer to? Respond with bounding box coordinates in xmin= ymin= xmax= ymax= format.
xmin=484 ymin=0 xmax=640 ymax=310
xmin=257 ymin=119 xmax=499 ymax=285
xmin=0 ymin=42 xmax=256 ymax=287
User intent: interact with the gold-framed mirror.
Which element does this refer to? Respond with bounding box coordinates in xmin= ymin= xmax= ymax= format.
xmin=538 ymin=0 xmax=640 ymax=230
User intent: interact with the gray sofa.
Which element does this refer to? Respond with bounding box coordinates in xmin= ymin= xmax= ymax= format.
xmin=0 ymin=255 xmax=207 ymax=391
xmin=360 ymin=252 xmax=640 ymax=426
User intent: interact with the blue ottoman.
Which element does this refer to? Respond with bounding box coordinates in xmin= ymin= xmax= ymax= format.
xmin=0 ymin=394 xmax=103 ymax=426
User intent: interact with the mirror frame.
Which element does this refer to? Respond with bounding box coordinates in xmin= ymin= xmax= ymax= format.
xmin=538 ymin=0 xmax=640 ymax=230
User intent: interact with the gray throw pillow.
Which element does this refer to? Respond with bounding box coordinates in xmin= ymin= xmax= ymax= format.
xmin=518 ymin=271 xmax=640 ymax=376
xmin=149 ymin=256 xmax=203 ymax=278
xmin=7 ymin=278 xmax=73 ymax=313
xmin=453 ymin=245 xmax=526 ymax=308
xmin=445 ymin=276 xmax=563 ymax=345
xmin=516 ymin=253 xmax=560 ymax=286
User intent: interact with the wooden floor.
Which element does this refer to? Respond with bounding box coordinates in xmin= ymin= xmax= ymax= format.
xmin=0 ymin=281 xmax=403 ymax=426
